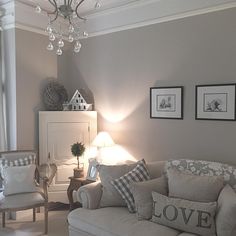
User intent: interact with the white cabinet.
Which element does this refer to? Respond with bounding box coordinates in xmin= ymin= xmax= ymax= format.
xmin=39 ymin=111 xmax=97 ymax=203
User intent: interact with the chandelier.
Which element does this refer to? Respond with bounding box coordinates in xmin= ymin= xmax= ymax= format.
xmin=35 ymin=0 xmax=101 ymax=56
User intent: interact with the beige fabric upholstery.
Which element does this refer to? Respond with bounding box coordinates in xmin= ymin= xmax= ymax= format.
xmin=69 ymin=225 xmax=97 ymax=236
xmin=146 ymin=161 xmax=165 ymax=179
xmin=68 ymin=207 xmax=180 ymax=236
xmin=152 ymin=192 xmax=217 ymax=236
xmin=178 ymin=234 xmax=198 ymax=236
xmin=76 ymin=182 xmax=102 ymax=209
xmin=167 ymin=168 xmax=224 ymax=202
xmin=98 ymin=162 xmax=137 ymax=207
xmin=70 ymin=160 xmax=235 ymax=236
xmin=0 ymin=192 xmax=45 ymax=209
xmin=216 ymin=184 xmax=236 ymax=236
xmin=130 ymin=176 xmax=168 ymax=220
xmin=77 ymin=161 xmax=166 ymax=210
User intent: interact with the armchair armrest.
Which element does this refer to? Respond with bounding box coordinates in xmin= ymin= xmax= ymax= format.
xmin=77 ymin=181 xmax=102 ymax=209
xmin=36 ymin=164 xmax=57 ymax=201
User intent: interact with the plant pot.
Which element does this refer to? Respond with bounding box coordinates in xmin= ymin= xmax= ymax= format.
xmin=73 ymin=167 xmax=84 ymax=178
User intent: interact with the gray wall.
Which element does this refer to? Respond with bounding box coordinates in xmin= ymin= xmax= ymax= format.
xmin=15 ymin=29 xmax=57 ymax=150
xmin=59 ymin=7 xmax=236 ymax=165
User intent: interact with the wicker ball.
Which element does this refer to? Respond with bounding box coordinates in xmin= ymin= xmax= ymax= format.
xmin=43 ymin=81 xmax=68 ymax=111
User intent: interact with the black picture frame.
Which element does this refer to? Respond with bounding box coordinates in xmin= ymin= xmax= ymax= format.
xmin=150 ymin=86 xmax=183 ymax=119
xmin=195 ymin=84 xmax=236 ymax=121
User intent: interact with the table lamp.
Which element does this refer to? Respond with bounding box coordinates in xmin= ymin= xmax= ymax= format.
xmin=92 ymin=131 xmax=115 ymax=163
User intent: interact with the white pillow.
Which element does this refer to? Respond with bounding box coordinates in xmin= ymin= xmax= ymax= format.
xmin=2 ymin=164 xmax=37 ymax=196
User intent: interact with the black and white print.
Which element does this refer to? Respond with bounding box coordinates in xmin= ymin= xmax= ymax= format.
xmin=204 ymin=93 xmax=227 ymax=112
xmin=196 ymin=84 xmax=236 ymax=121
xmin=157 ymin=95 xmax=176 ymax=112
xmin=150 ymin=87 xmax=183 ymax=119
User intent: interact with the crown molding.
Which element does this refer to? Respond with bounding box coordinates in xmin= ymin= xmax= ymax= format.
xmin=86 ymin=0 xmax=236 ymax=37
xmin=1 ymin=0 xmax=236 ymax=37
xmin=0 ymin=0 xmax=14 ymax=30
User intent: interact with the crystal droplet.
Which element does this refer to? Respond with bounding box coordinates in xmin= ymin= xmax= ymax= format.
xmin=68 ymin=35 xmax=74 ymax=43
xmin=35 ymin=5 xmax=41 ymax=13
xmin=56 ymin=48 xmax=63 ymax=56
xmin=49 ymin=33 xmax=56 ymax=41
xmin=58 ymin=39 xmax=64 ymax=48
xmin=74 ymin=46 xmax=81 ymax=53
xmin=83 ymin=31 xmax=88 ymax=38
xmin=47 ymin=42 xmax=54 ymax=51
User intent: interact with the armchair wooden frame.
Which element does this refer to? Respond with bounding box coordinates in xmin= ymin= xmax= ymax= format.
xmin=0 ymin=150 xmax=57 ymax=235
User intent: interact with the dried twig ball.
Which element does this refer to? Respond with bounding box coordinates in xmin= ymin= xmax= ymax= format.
xmin=43 ymin=81 xmax=68 ymax=110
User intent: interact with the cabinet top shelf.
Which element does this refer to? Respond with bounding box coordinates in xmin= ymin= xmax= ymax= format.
xmin=39 ymin=111 xmax=97 ymax=113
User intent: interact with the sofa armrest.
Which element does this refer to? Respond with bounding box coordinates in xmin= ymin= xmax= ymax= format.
xmin=77 ymin=181 xmax=102 ymax=209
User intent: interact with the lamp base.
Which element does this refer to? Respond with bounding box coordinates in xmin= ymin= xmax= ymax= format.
xmin=73 ymin=167 xmax=84 ymax=178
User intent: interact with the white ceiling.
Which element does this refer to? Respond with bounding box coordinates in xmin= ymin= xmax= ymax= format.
xmin=1 ymin=0 xmax=236 ymax=37
xmin=17 ymin=0 xmax=139 ymax=14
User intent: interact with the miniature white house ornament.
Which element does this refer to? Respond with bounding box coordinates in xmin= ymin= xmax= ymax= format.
xmin=63 ymin=90 xmax=92 ymax=111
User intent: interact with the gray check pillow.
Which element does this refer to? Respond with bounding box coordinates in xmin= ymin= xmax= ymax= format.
xmin=0 ymin=154 xmax=36 ymax=167
xmin=111 ymin=159 xmax=150 ymax=213
xmin=0 ymin=154 xmax=37 ymax=179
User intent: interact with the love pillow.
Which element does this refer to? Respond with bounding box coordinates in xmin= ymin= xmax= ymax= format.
xmin=152 ymin=192 xmax=217 ymax=236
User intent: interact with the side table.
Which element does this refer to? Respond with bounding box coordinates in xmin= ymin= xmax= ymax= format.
xmin=67 ymin=177 xmax=95 ymax=211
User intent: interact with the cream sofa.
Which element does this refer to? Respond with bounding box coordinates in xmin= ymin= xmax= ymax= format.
xmin=67 ymin=160 xmax=236 ymax=236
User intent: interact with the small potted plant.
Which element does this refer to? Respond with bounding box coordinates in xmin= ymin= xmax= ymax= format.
xmin=71 ymin=142 xmax=86 ymax=178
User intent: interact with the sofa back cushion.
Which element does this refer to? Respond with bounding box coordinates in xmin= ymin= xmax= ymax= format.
xmin=165 ymin=159 xmax=236 ymax=190
xmin=131 ymin=176 xmax=168 ymax=220
xmin=98 ymin=162 xmax=137 ymax=207
xmin=167 ymin=168 xmax=224 ymax=202
xmin=146 ymin=161 xmax=166 ymax=179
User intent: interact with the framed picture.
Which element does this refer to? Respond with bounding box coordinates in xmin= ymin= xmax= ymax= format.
xmin=86 ymin=158 xmax=99 ymax=181
xmin=195 ymin=84 xmax=236 ymax=121
xmin=150 ymin=86 xmax=183 ymax=119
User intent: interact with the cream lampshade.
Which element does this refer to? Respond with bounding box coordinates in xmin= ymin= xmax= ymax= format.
xmin=92 ymin=132 xmax=115 ymax=148
xmin=92 ymin=131 xmax=115 ymax=163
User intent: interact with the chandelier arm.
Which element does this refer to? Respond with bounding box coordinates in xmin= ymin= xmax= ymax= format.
xmin=69 ymin=0 xmax=73 ymax=7
xmin=47 ymin=0 xmax=58 ymax=14
xmin=75 ymin=0 xmax=86 ymax=20
xmin=48 ymin=10 xmax=59 ymax=23
xmin=68 ymin=16 xmax=72 ymax=25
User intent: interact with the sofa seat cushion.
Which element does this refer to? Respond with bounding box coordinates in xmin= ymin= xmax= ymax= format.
xmin=68 ymin=207 xmax=180 ymax=236
xmin=178 ymin=233 xmax=198 ymax=236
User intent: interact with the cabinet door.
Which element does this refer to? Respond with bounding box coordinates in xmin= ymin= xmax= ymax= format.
xmin=39 ymin=111 xmax=97 ymax=203
xmin=47 ymin=122 xmax=89 ymax=193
